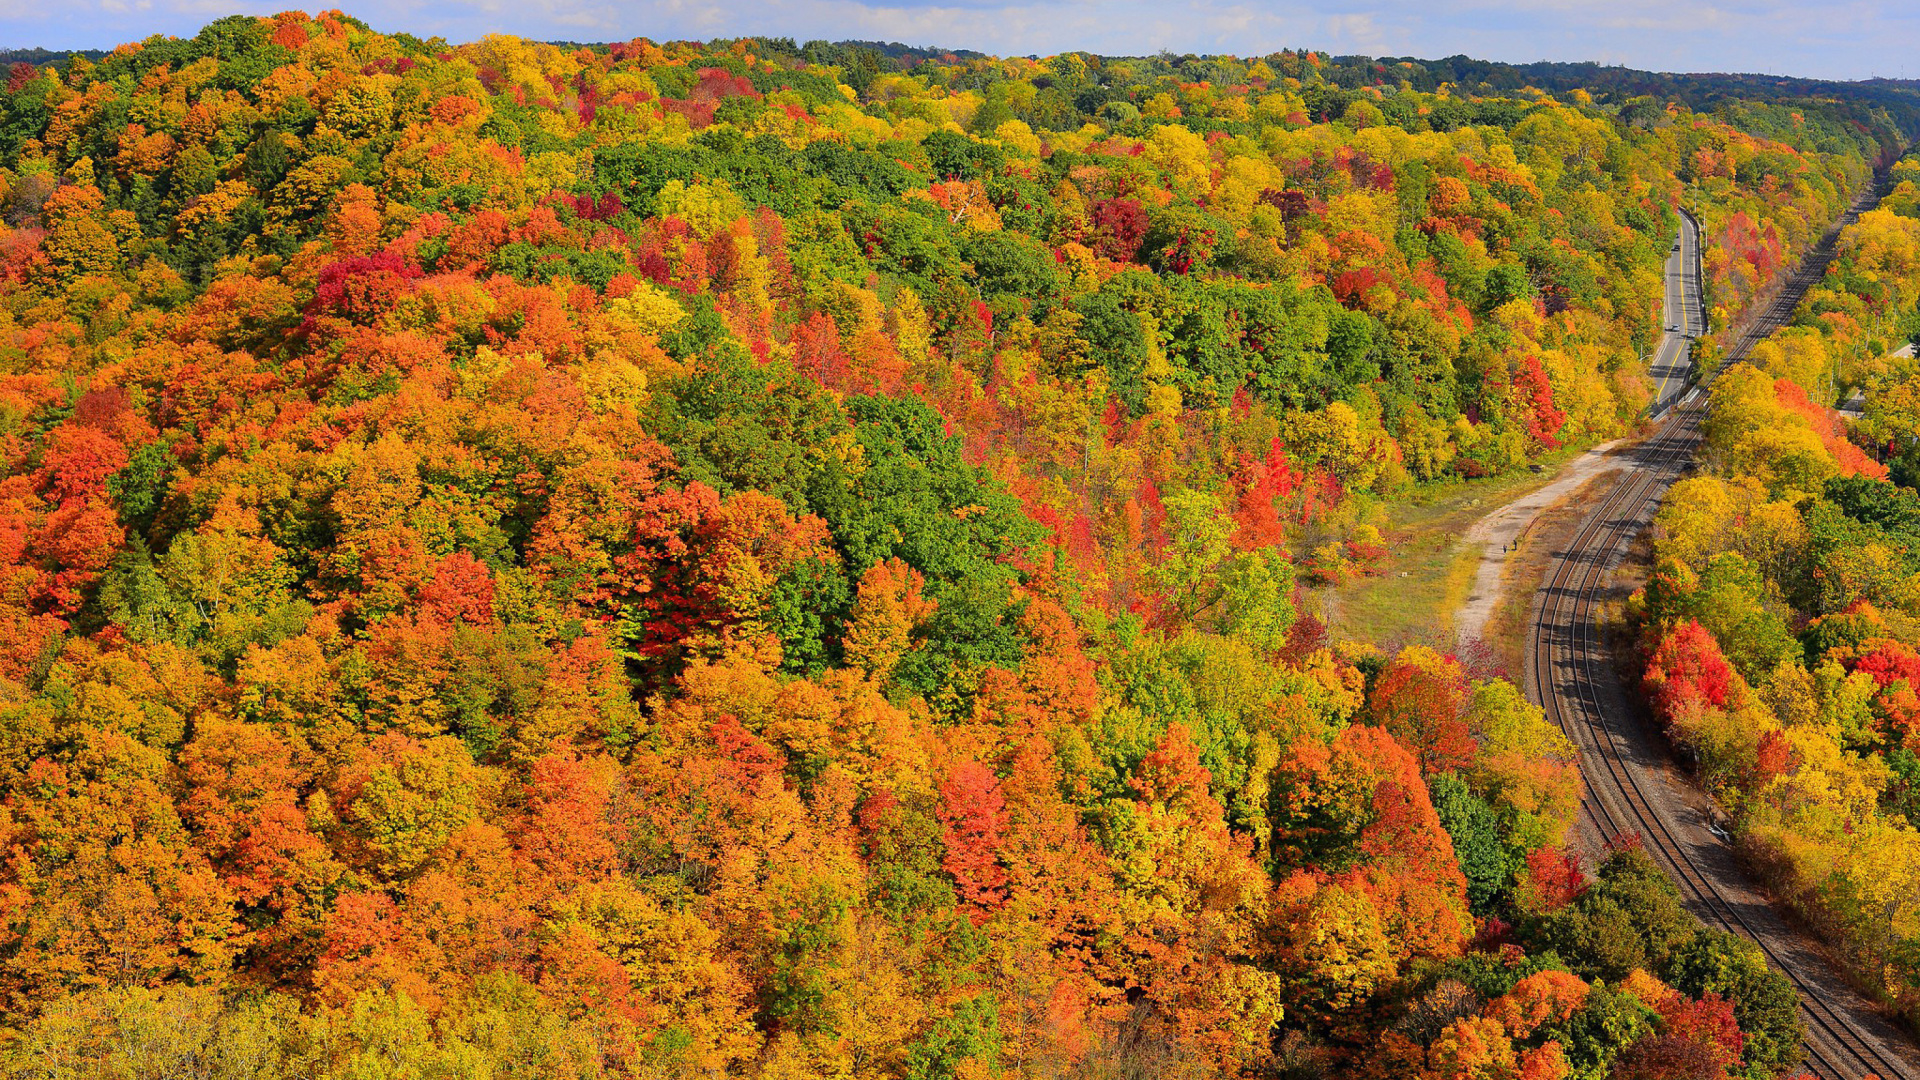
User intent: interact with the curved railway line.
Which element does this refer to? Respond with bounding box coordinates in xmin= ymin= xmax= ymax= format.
xmin=1525 ymin=182 xmax=1920 ymax=1080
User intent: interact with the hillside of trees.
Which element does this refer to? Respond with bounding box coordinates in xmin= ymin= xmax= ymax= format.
xmin=1639 ymin=150 xmax=1920 ymax=1029
xmin=0 ymin=11 xmax=1915 ymax=1078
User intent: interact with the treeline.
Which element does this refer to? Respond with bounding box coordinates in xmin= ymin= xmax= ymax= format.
xmin=0 ymin=48 xmax=109 ymax=67
xmin=0 ymin=10 xmax=1905 ymax=1078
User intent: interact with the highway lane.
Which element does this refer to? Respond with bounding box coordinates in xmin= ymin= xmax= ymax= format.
xmin=1527 ymin=183 xmax=1920 ymax=1080
xmin=1650 ymin=209 xmax=1702 ymax=412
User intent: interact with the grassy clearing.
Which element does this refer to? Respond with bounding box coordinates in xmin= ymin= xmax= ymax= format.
xmin=1320 ymin=440 xmax=1599 ymax=651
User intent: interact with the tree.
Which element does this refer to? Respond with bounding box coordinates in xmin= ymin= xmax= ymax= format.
xmin=1538 ymin=983 xmax=1656 ymax=1080
xmin=1675 ymin=553 xmax=1799 ymax=683
xmin=1486 ymin=969 xmax=1590 ymax=1039
xmin=1466 ymin=680 xmax=1580 ymax=855
xmin=1090 ymin=197 xmax=1150 ymax=262
xmin=1148 ymin=487 xmax=1297 ymax=650
xmin=1645 ymin=621 xmax=1740 ymax=717
xmin=343 ymin=734 xmax=480 ymax=882
xmin=905 ymin=993 xmax=1002 ymax=1080
xmin=0 ymin=985 xmax=307 ymax=1080
xmin=843 ymin=558 xmax=936 ymax=681
xmin=1531 ymin=848 xmax=1698 ymax=986
xmin=0 ymin=728 xmax=238 ymax=1010
xmin=1664 ymin=930 xmax=1804 ymax=1076
xmin=939 ymin=760 xmax=1010 ymax=918
xmin=1267 ymin=875 xmax=1396 ymax=1022
xmin=1369 ymin=646 xmax=1474 ymax=773
xmin=1428 ymin=771 xmax=1508 ymax=913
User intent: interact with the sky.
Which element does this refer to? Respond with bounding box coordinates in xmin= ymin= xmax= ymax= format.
xmin=1 ymin=0 xmax=1917 ymax=83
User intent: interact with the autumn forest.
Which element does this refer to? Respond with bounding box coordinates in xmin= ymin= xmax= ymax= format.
xmin=2 ymin=10 xmax=1920 ymax=1080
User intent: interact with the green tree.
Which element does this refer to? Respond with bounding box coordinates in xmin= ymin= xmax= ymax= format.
xmin=1151 ymin=487 xmax=1296 ymax=652
xmin=1428 ymin=771 xmax=1508 ymax=914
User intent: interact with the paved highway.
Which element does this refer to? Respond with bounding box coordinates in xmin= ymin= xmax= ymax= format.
xmin=1650 ymin=209 xmax=1703 ymax=411
xmin=1527 ymin=187 xmax=1920 ymax=1080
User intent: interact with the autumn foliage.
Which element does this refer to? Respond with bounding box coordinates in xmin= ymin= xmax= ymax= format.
xmin=1640 ymin=146 xmax=1920 ymax=1034
xmin=0 ymin=11 xmax=1875 ymax=1076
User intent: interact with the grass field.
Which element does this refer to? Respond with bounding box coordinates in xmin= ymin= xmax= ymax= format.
xmin=1317 ymin=440 xmax=1601 ymax=656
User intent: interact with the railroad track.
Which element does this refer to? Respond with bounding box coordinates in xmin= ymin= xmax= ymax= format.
xmin=1527 ymin=180 xmax=1920 ymax=1080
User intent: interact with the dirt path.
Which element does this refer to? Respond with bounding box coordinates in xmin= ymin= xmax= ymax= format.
xmin=1453 ymin=439 xmax=1625 ymax=649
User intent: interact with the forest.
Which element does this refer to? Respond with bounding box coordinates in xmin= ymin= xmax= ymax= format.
xmin=1639 ymin=150 xmax=1920 ymax=1034
xmin=0 ymin=10 xmax=1915 ymax=1079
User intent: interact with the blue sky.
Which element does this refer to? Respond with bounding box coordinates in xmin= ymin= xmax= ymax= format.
xmin=2 ymin=1 xmax=1916 ymax=82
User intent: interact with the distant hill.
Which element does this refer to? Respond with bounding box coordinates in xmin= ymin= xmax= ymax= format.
xmin=0 ymin=30 xmax=1910 ymax=110
xmin=0 ymin=47 xmax=107 ymax=66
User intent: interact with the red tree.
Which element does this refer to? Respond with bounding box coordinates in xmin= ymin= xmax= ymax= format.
xmin=939 ymin=760 xmax=1009 ymax=919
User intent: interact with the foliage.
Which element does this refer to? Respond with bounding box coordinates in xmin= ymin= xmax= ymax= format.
xmin=1641 ymin=145 xmax=1920 ymax=1032
xmin=0 ymin=13 xmax=1903 ymax=1077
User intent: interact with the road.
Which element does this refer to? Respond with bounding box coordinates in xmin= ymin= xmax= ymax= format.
xmin=1650 ymin=209 xmax=1704 ymax=411
xmin=1526 ymin=184 xmax=1920 ymax=1080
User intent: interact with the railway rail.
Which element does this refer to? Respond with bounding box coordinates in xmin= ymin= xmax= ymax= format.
xmin=1525 ymin=182 xmax=1920 ymax=1080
